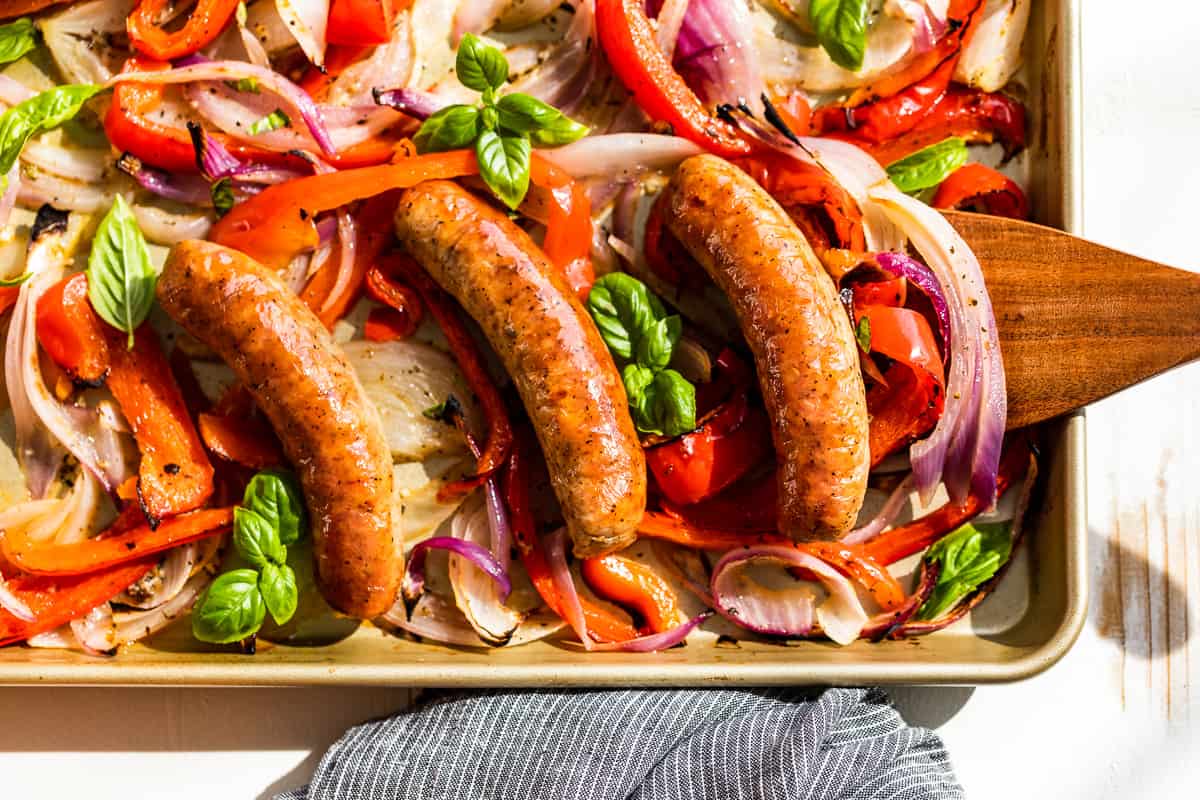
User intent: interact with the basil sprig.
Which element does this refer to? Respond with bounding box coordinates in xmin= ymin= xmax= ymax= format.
xmin=0 ymin=17 xmax=38 ymax=66
xmin=917 ymin=521 xmax=1013 ymax=621
xmin=885 ymin=137 xmax=970 ymax=195
xmin=809 ymin=0 xmax=869 ymax=72
xmin=249 ymin=108 xmax=289 ymax=136
xmin=411 ymin=32 xmax=588 ymax=209
xmin=587 ymin=273 xmax=696 ymax=438
xmin=0 ymin=83 xmax=104 ymax=190
xmin=86 ymin=195 xmax=157 ymax=349
xmin=192 ymin=471 xmax=308 ymax=645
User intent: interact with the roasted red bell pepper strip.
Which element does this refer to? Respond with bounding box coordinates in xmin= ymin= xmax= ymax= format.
xmin=36 ymin=275 xmax=216 ymax=520
xmin=864 ymin=440 xmax=1030 ymax=565
xmin=1 ymin=508 xmax=234 ymax=577
xmin=933 ymin=162 xmax=1030 ymax=219
xmin=814 ymin=58 xmax=957 ymax=144
xmin=850 ymin=86 xmax=1027 ymax=165
xmin=0 ymin=560 xmax=158 ymax=647
xmin=327 ymin=0 xmax=401 ymax=46
xmin=383 ymin=254 xmax=514 ymax=496
xmin=299 ymin=191 xmax=400 ymax=328
xmin=638 ymin=510 xmax=784 ymax=549
xmin=105 ymin=325 xmax=217 ymax=523
xmin=504 ymin=433 xmax=639 ymax=642
xmin=843 ymin=0 xmax=985 ymax=108
xmin=127 ymin=0 xmax=242 ymax=61
xmin=540 ymin=180 xmax=595 ymax=298
xmin=867 ymin=363 xmax=942 ymax=467
xmin=595 ymin=0 xmax=750 ymax=157
xmin=857 ymin=305 xmax=945 ymax=386
xmin=645 ymin=393 xmax=773 ymax=506
xmin=36 ymin=273 xmax=109 ymax=385
xmin=104 ymin=57 xmax=199 ymax=173
xmin=852 ymin=277 xmax=907 ymax=309
xmin=801 ymin=542 xmax=906 ymax=611
xmin=364 ymin=262 xmax=424 ymax=339
xmin=735 ymin=153 xmax=868 ymax=251
xmin=581 ymin=553 xmax=682 ymax=635
xmin=0 ymin=286 xmax=19 ymax=316
xmin=198 ymin=385 xmax=284 ymax=470
xmin=659 ymin=468 xmax=779 ymax=533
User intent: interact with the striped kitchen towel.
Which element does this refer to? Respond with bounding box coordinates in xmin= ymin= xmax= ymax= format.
xmin=278 ymin=688 xmax=963 ymax=800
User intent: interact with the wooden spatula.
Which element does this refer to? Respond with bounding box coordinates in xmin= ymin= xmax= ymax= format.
xmin=944 ymin=210 xmax=1200 ymax=428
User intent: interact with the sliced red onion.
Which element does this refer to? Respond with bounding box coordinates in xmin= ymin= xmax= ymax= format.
xmin=868 ymin=184 xmax=1007 ymax=506
xmin=20 ymin=142 xmax=108 ymax=183
xmin=131 ymin=204 xmax=214 ymax=246
xmin=649 ymin=0 xmax=763 ymax=113
xmin=192 ymin=127 xmax=242 ymax=179
xmin=315 ymin=215 xmax=338 ymax=245
xmin=654 ymin=0 xmax=692 ymax=60
xmin=275 ymin=0 xmax=330 ymax=67
xmin=70 ymin=602 xmax=116 ymax=655
xmin=508 ymin=0 xmax=598 ymax=115
xmin=711 ymin=545 xmax=869 ymax=645
xmin=26 ymin=627 xmax=76 ymax=648
xmin=886 ymin=0 xmax=948 ymax=53
xmin=117 ymin=153 xmax=212 ymax=205
xmin=373 ymin=87 xmax=448 ymax=121
xmin=650 ymin=540 xmax=713 ymax=606
xmin=448 ymin=497 xmax=524 ymax=644
xmin=546 ymin=526 xmax=591 ymax=649
xmin=0 ymin=74 xmax=35 ymax=106
xmin=452 ymin=0 xmax=510 ymax=40
xmin=873 ymin=251 xmax=951 ymax=353
xmin=6 ymin=227 xmax=132 ymax=495
xmin=17 ymin=169 xmax=114 ymax=213
xmin=953 ymin=0 xmax=1029 ymax=92
xmin=114 ymin=571 xmax=212 ymax=645
xmin=402 ymin=535 xmax=512 ymax=605
xmin=859 ymin=560 xmax=940 ymax=640
xmin=587 ymin=612 xmax=712 ymax=652
xmin=23 ymin=468 xmax=100 ymax=544
xmin=108 ymin=61 xmax=337 ymax=156
xmin=116 ymin=542 xmax=205 ymax=610
xmin=0 ymin=577 xmax=36 ymax=622
xmin=539 ymin=134 xmax=704 ymax=181
xmin=842 ymin=474 xmax=915 ymax=546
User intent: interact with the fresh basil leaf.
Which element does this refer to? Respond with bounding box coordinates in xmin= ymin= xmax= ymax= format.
xmin=0 ymin=271 xmax=31 ymax=287
xmin=918 ymin=521 xmax=1013 ymax=621
xmin=210 ymin=177 xmax=234 ymax=218
xmin=413 ymin=104 xmax=481 ymax=153
xmin=636 ymin=314 xmax=682 ymax=372
xmin=0 ymin=83 xmax=104 ymax=181
xmin=885 ymin=137 xmax=970 ymax=195
xmin=623 ymin=365 xmax=696 ymax=437
xmin=586 ymin=273 xmax=668 ymax=362
xmin=243 ymin=469 xmax=306 ymax=547
xmin=476 ymin=129 xmax=530 ymax=209
xmin=495 ymin=93 xmax=588 ymax=145
xmin=192 ymin=569 xmax=266 ymax=644
xmin=423 ymin=399 xmax=449 ymax=420
xmin=480 ymin=104 xmax=499 ymax=132
xmin=259 ymin=562 xmax=299 ymax=626
xmin=0 ymin=18 xmax=38 ymax=66
xmin=652 ymin=368 xmax=697 ymax=437
xmin=855 ymin=315 xmax=871 ymax=352
xmin=809 ymin=0 xmax=869 ymax=72
xmin=233 ymin=507 xmax=286 ymax=568
xmin=456 ymin=32 xmax=508 ymax=93
xmin=86 ymin=194 xmax=156 ymax=349
xmin=248 ymin=108 xmax=289 ymax=136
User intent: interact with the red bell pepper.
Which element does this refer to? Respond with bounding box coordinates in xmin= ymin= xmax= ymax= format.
xmin=659 ymin=467 xmax=779 ymax=533
xmin=364 ymin=265 xmax=424 ymax=341
xmin=504 ymin=432 xmax=639 ymax=642
xmin=581 ymin=553 xmax=682 ymax=634
xmin=645 ymin=393 xmax=773 ymax=506
xmin=540 ymin=181 xmax=595 ymax=299
xmin=852 ymin=277 xmax=907 ymax=309
xmin=864 ymin=440 xmax=1030 ymax=565
xmin=813 ymin=57 xmax=957 ymax=144
xmin=801 ymin=542 xmax=906 ymax=611
xmin=857 ymin=305 xmax=945 ymax=386
xmin=35 ymin=273 xmax=109 ymax=385
xmin=1 ymin=508 xmax=234 ymax=577
xmin=104 ymin=57 xmax=199 ymax=173
xmin=735 ymin=152 xmax=868 ymax=251
xmin=198 ymin=385 xmax=284 ymax=470
xmin=933 ymin=162 xmax=1030 ymax=219
xmin=595 ymin=0 xmax=750 ymax=157
xmin=300 ymin=43 xmax=374 ymax=99
xmin=638 ymin=510 xmax=784 ymax=549
xmin=383 ymin=254 xmax=514 ymax=496
xmin=127 ymin=0 xmax=242 ymax=61
xmin=0 ymin=560 xmax=159 ymax=647
xmin=643 ymin=190 xmax=709 ymax=287
xmin=328 ymin=0 xmax=401 ymax=46
xmin=299 ymin=190 xmax=400 ymax=328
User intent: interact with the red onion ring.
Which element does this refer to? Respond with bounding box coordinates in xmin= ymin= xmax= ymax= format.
xmin=402 ymin=535 xmax=512 ymax=606
xmin=585 ymin=612 xmax=712 ymax=652
xmin=873 ymin=250 xmax=951 ymax=353
xmin=841 ymin=474 xmax=915 ymax=546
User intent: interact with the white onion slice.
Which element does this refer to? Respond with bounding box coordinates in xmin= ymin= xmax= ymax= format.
xmin=0 ymin=578 xmax=36 ymax=622
xmin=70 ymin=602 xmax=116 ymax=654
xmin=655 ymin=0 xmax=691 ymax=60
xmin=797 ymin=136 xmax=906 ymax=252
xmin=39 ymin=0 xmax=133 ymax=84
xmin=507 ymin=0 xmax=597 ymax=115
xmin=0 ymin=163 xmax=18 ymax=229
xmin=842 ymin=474 xmax=915 ymax=545
xmin=448 ymin=494 xmax=524 ymax=644
xmin=275 ymin=0 xmax=330 ymax=67
xmin=131 ymin=204 xmax=214 ymax=246
xmin=539 ymin=134 xmax=704 ymax=181
xmin=381 ymin=592 xmax=566 ymax=648
xmin=954 ymin=0 xmax=1030 ymax=92
xmin=114 ymin=572 xmax=212 ymax=645
xmin=452 ymin=0 xmax=510 ymax=41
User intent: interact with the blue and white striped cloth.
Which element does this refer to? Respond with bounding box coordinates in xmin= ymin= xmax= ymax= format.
xmin=278 ymin=688 xmax=963 ymax=799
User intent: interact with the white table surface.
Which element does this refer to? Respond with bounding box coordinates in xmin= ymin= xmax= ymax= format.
xmin=3 ymin=4 xmax=1200 ymax=798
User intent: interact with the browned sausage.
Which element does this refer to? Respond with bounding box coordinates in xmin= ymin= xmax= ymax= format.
xmin=0 ymin=0 xmax=74 ymax=20
xmin=664 ymin=154 xmax=868 ymax=540
xmin=158 ymin=241 xmax=398 ymax=618
xmin=393 ymin=181 xmax=646 ymax=558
